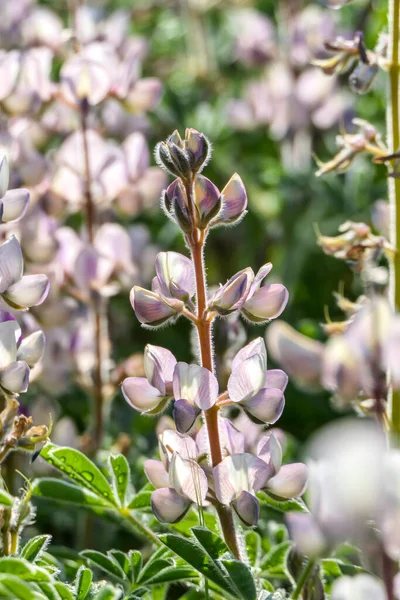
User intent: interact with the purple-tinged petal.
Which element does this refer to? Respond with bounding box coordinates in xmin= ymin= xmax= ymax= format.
xmin=266 ymin=321 xmax=324 ymax=392
xmin=196 ymin=418 xmax=245 ymax=458
xmin=0 ymin=236 xmax=24 ymax=294
xmin=266 ymin=463 xmax=308 ymax=498
xmin=257 ymin=433 xmax=282 ymax=474
xmin=125 ymin=77 xmax=163 ymax=112
xmin=4 ymin=274 xmax=50 ymax=309
xmin=122 ymin=377 xmax=167 ymax=414
xmin=151 ymin=487 xmax=191 ymax=523
xmin=227 ymin=354 xmax=266 ymax=403
xmin=123 ymin=132 xmax=150 ymax=182
xmin=0 ymin=320 xmax=19 ymax=368
xmin=0 ymin=155 xmax=9 ymax=198
xmin=74 ymin=246 xmax=98 ymax=291
xmin=164 ymin=179 xmax=188 ymax=214
xmin=144 ymin=459 xmax=169 ymax=489
xmin=242 ymin=284 xmax=289 ymax=323
xmin=1 ymin=189 xmax=30 ymax=223
xmin=159 ymin=429 xmax=198 ymax=464
xmin=265 ymin=369 xmax=288 ymax=392
xmin=218 ymin=173 xmax=248 ymax=224
xmin=194 ymin=175 xmax=221 ymax=225
xmin=248 ymin=263 xmax=273 ymax=297
xmin=61 ymin=55 xmax=111 ymax=106
xmin=155 ymin=252 xmax=195 ymax=300
xmin=17 ymin=331 xmax=45 ymax=367
xmin=144 ymin=344 xmax=177 ymax=395
xmin=185 ymin=128 xmax=211 ymax=172
xmin=242 ymin=387 xmax=285 ymax=424
xmin=286 ymin=512 xmax=326 ymax=557
xmin=213 ymin=453 xmax=270 ymax=504
xmin=231 ymin=337 xmax=267 ymax=371
xmin=210 ymin=268 xmax=253 ymax=315
xmin=169 ymin=452 xmax=208 ymax=504
xmin=0 ymin=52 xmax=20 ymax=103
xmin=0 ymin=360 xmax=30 ymax=393
xmin=173 ymin=362 xmax=218 ymax=410
xmin=130 ymin=286 xmax=182 ymax=326
xmin=173 ymin=399 xmax=200 ymax=433
xmin=232 ymin=490 xmax=260 ymax=526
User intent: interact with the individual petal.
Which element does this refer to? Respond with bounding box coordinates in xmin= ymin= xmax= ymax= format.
xmin=155 ymin=252 xmax=195 ymax=301
xmin=242 ymin=284 xmax=289 ymax=323
xmin=227 ymin=354 xmax=266 ymax=403
xmin=122 ymin=377 xmax=167 ymax=414
xmin=265 ymin=369 xmax=288 ymax=392
xmin=144 ymin=344 xmax=177 ymax=395
xmin=16 ymin=331 xmax=45 ymax=367
xmin=286 ymin=512 xmax=326 ymax=557
xmin=0 ymin=360 xmax=30 ymax=393
xmin=266 ymin=463 xmax=308 ymax=498
xmin=130 ymin=286 xmax=182 ymax=326
xmin=242 ymin=387 xmax=285 ymax=424
xmin=125 ymin=77 xmax=163 ymax=112
xmin=159 ymin=429 xmax=198 ymax=464
xmin=169 ymin=452 xmax=208 ymax=504
xmin=0 ymin=236 xmax=24 ymax=294
xmin=3 ymin=274 xmax=50 ymax=309
xmin=144 ymin=459 xmax=169 ymax=489
xmin=266 ymin=321 xmax=324 ymax=391
xmin=173 ymin=398 xmax=201 ymax=433
xmin=218 ymin=173 xmax=248 ymax=224
xmin=123 ymin=132 xmax=150 ymax=181
xmin=331 ymin=575 xmax=387 ymax=600
xmin=232 ymin=490 xmax=260 ymax=526
xmin=0 ymin=155 xmax=9 ymax=198
xmin=151 ymin=487 xmax=191 ymax=523
xmin=248 ymin=263 xmax=273 ymax=297
xmin=0 ymin=320 xmax=19 ymax=369
xmin=231 ymin=337 xmax=267 ymax=371
xmin=185 ymin=128 xmax=211 ymax=172
xmin=213 ymin=453 xmax=270 ymax=504
xmin=194 ymin=175 xmax=221 ymax=226
xmin=257 ymin=432 xmax=282 ymax=474
xmin=1 ymin=188 xmax=30 ymax=223
xmin=173 ymin=362 xmax=219 ymax=410
xmin=210 ymin=268 xmax=253 ymax=315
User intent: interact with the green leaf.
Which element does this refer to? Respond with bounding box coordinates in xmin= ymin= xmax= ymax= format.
xmin=137 ymin=559 xmax=173 ymax=584
xmin=142 ymin=565 xmax=199 ymax=586
xmin=0 ymin=558 xmax=52 ymax=582
xmin=245 ymin=531 xmax=261 ymax=568
xmin=37 ymin=582 xmax=63 ymax=600
xmin=91 ymin=586 xmax=121 ymax=600
xmin=81 ymin=550 xmax=126 ymax=582
xmin=53 ymin=583 xmax=74 ymax=600
xmin=129 ymin=551 xmax=142 ymax=584
xmin=75 ymin=566 xmax=92 ymax=600
xmin=160 ymin=530 xmax=256 ymax=599
xmin=20 ymin=536 xmax=52 ymax=563
xmin=221 ymin=559 xmax=257 ymax=600
xmin=127 ymin=491 xmax=152 ymax=511
xmin=191 ymin=527 xmax=230 ymax=559
xmin=39 ymin=445 xmax=116 ymax=505
xmin=109 ymin=455 xmax=131 ymax=507
xmin=32 ymin=479 xmax=114 ymax=509
xmin=321 ymin=558 xmax=366 ymax=579
xmin=0 ymin=489 xmax=13 ymax=507
xmin=259 ymin=542 xmax=292 ymax=579
xmin=258 ymin=491 xmax=309 ymax=514
xmin=0 ymin=575 xmax=45 ymax=600
xmin=109 ymin=551 xmax=131 ymax=580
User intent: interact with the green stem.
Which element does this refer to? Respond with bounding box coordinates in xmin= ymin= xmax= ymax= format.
xmin=291 ymin=558 xmax=316 ymax=600
xmin=121 ymin=509 xmax=163 ymax=547
xmin=388 ymin=0 xmax=400 ymax=438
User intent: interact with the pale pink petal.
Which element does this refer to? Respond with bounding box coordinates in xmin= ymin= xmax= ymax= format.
xmin=16 ymin=331 xmax=45 ymax=367
xmin=130 ymin=286 xmax=179 ymax=326
xmin=144 ymin=344 xmax=177 ymax=395
xmin=123 ymin=132 xmax=149 ymax=181
xmin=257 ymin=432 xmax=282 ymax=474
xmin=242 ymin=387 xmax=285 ymax=424
xmin=219 ymin=173 xmax=248 ymax=223
xmin=4 ymin=274 xmax=50 ymax=309
xmin=122 ymin=377 xmax=164 ymax=413
xmin=267 ymin=463 xmax=308 ymax=498
xmin=1 ymin=189 xmax=30 ymax=223
xmin=0 ymin=360 xmax=29 ymax=393
xmin=213 ymin=453 xmax=270 ymax=504
xmin=227 ymin=354 xmax=266 ymax=403
xmin=151 ymin=487 xmax=191 ymax=523
xmin=0 ymin=236 xmax=24 ymax=293
xmin=286 ymin=512 xmax=326 ymax=557
xmin=173 ymin=362 xmax=218 ymax=410
xmin=155 ymin=252 xmax=195 ymax=301
xmin=144 ymin=459 xmax=169 ymax=489
xmin=242 ymin=284 xmax=289 ymax=322
xmin=265 ymin=369 xmax=288 ymax=392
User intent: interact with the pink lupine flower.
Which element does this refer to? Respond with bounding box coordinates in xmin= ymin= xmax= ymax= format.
xmin=213 ymin=173 xmax=248 ymax=226
xmin=130 ymin=286 xmax=184 ymax=327
xmin=227 ymin=338 xmax=287 ymax=424
xmin=209 ymin=268 xmax=253 ymax=315
xmin=122 ymin=344 xmax=176 ymax=414
xmin=0 ymin=236 xmax=49 ymax=310
xmin=241 ymin=264 xmax=289 ymax=323
xmin=155 ymin=252 xmax=195 ymax=302
xmin=0 ymin=156 xmax=30 ymax=224
xmin=172 ymin=362 xmax=219 ymax=432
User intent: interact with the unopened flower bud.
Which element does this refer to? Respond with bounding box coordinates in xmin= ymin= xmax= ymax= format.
xmin=232 ymin=490 xmax=260 ymax=526
xmin=210 ymin=268 xmax=252 ymax=315
xmin=185 ymin=128 xmax=211 ymax=173
xmin=130 ymin=286 xmax=183 ymax=327
xmin=194 ymin=175 xmax=221 ymax=228
xmin=349 ymin=62 xmax=378 ymax=95
xmin=214 ymin=173 xmax=248 ymax=225
xmin=168 ymin=143 xmax=191 ymax=180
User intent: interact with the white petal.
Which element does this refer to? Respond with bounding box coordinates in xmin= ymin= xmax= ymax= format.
xmin=0 ymin=236 xmax=24 ymax=294
xmin=1 ymin=188 xmax=30 ymax=223
xmin=0 ymin=360 xmax=30 ymax=393
xmin=173 ymin=362 xmax=218 ymax=410
xmin=0 ymin=320 xmax=18 ymax=368
xmin=4 ymin=274 xmax=50 ymax=309
xmin=16 ymin=330 xmax=45 ymax=367
xmin=227 ymin=354 xmax=266 ymax=403
xmin=169 ymin=452 xmax=208 ymax=504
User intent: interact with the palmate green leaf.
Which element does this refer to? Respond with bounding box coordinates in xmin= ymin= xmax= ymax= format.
xmin=81 ymin=550 xmax=127 ymax=582
xmin=258 ymin=491 xmax=309 ymax=514
xmin=259 ymin=542 xmax=292 ymax=579
xmin=124 ymin=589 xmax=149 ymax=600
xmin=129 ymin=552 xmax=142 ymax=584
xmin=127 ymin=491 xmax=152 ymax=511
xmin=75 ymin=566 xmax=93 ymax=600
xmin=0 ymin=558 xmax=52 ymax=582
xmin=109 ymin=455 xmax=131 ymax=507
xmin=141 ymin=565 xmax=199 ymax=586
xmin=0 ymin=489 xmax=13 ymax=507
xmin=32 ymin=479 xmax=114 ymax=511
xmin=39 ymin=445 xmax=116 ymax=506
xmin=0 ymin=574 xmax=46 ymax=600
xmin=108 ymin=551 xmax=131 ymax=581
xmin=136 ymin=559 xmax=173 ymax=584
xmin=160 ymin=527 xmax=256 ymax=600
xmin=20 ymin=536 xmax=52 ymax=563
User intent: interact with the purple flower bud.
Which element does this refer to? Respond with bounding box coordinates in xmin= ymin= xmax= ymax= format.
xmin=130 ymin=286 xmax=183 ymax=327
xmin=155 ymin=252 xmax=195 ymax=301
xmin=185 ymin=128 xmax=211 ymax=173
xmin=173 ymin=362 xmax=219 ymax=411
xmin=210 ymin=268 xmax=253 ymax=316
xmin=173 ymin=399 xmax=201 ymax=433
xmin=266 ymin=463 xmax=308 ymax=498
xmin=216 ymin=173 xmax=248 ymax=225
xmin=232 ymin=490 xmax=260 ymax=526
xmin=151 ymin=487 xmax=191 ymax=523
xmin=194 ymin=175 xmax=221 ymax=227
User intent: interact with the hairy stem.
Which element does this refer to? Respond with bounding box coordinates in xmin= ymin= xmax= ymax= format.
xmin=190 ymin=229 xmax=241 ymax=560
xmin=80 ymin=100 xmax=107 ymax=450
xmin=388 ymin=0 xmax=400 ymax=438
xmin=291 ymin=558 xmax=316 ymax=600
